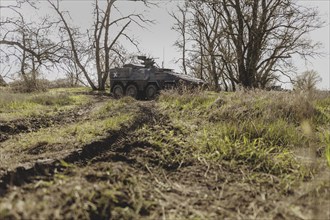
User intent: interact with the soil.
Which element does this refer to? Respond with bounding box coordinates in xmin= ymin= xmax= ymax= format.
xmin=0 ymin=97 xmax=329 ymax=219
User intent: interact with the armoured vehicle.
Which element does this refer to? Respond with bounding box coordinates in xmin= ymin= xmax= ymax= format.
xmin=109 ymin=56 xmax=205 ymax=99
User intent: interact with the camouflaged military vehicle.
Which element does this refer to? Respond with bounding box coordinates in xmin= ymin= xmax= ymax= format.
xmin=110 ymin=56 xmax=205 ymax=99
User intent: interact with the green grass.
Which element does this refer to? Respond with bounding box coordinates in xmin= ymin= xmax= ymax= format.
xmin=0 ymin=88 xmax=329 ymax=219
xmin=155 ymin=90 xmax=329 ymax=178
xmin=0 ymin=163 xmax=155 ymax=220
xmin=1 ymin=98 xmax=136 ymax=151
xmin=314 ymin=93 xmax=330 ymax=166
xmin=6 ymin=114 xmax=133 ymax=150
xmin=93 ymin=96 xmax=137 ymax=118
xmin=322 ymin=131 xmax=330 ymax=167
xmin=0 ymin=87 xmax=91 ymax=120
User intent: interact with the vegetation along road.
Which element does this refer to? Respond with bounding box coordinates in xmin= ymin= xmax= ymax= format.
xmin=0 ymin=87 xmax=329 ymax=219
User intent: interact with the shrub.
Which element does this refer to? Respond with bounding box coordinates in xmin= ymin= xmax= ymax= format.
xmin=293 ymin=70 xmax=321 ymax=91
xmin=8 ymin=79 xmax=49 ymax=93
xmin=29 ymin=93 xmax=74 ymax=106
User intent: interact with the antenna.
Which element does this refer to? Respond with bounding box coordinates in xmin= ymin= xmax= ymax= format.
xmin=162 ymin=47 xmax=165 ymax=68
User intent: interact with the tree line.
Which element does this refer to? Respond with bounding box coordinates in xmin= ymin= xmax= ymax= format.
xmin=171 ymin=0 xmax=325 ymax=91
xmin=0 ymin=0 xmax=325 ymax=91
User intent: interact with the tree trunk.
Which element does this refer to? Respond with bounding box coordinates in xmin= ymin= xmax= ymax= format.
xmin=0 ymin=75 xmax=7 ymax=86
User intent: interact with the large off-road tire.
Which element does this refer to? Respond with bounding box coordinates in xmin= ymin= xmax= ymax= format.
xmin=145 ymin=84 xmax=158 ymax=100
xmin=112 ymin=84 xmax=124 ymax=98
xmin=125 ymin=84 xmax=138 ymax=99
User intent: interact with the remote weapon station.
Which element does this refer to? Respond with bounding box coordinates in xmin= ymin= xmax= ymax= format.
xmin=109 ymin=56 xmax=205 ymax=99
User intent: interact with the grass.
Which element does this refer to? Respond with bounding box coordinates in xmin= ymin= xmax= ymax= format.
xmin=0 ymin=87 xmax=90 ymax=120
xmin=0 ymin=163 xmax=155 ymax=220
xmin=0 ymin=88 xmax=329 ymax=219
xmin=156 ymin=89 xmax=330 ymax=177
xmin=92 ymin=96 xmax=137 ymax=118
xmin=322 ymin=131 xmax=330 ymax=166
xmin=0 ymin=98 xmax=136 ymax=154
xmin=4 ymin=114 xmax=133 ymax=150
xmin=314 ymin=93 xmax=330 ymax=166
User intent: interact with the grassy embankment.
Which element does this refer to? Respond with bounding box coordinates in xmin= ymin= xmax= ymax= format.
xmin=155 ymin=89 xmax=330 ymax=176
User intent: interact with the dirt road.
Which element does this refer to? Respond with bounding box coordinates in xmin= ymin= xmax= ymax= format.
xmin=0 ymin=94 xmax=329 ymax=219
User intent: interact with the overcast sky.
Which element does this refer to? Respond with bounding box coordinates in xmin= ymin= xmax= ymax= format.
xmin=1 ymin=0 xmax=329 ymax=89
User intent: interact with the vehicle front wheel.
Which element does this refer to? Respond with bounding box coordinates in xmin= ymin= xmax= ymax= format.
xmin=126 ymin=84 xmax=138 ymax=99
xmin=145 ymin=84 xmax=158 ymax=100
xmin=112 ymin=84 xmax=124 ymax=98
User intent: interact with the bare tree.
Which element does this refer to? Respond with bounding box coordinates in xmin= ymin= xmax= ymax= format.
xmin=48 ymin=0 xmax=152 ymax=91
xmin=60 ymin=56 xmax=85 ymax=87
xmin=192 ymin=2 xmax=223 ymax=90
xmin=0 ymin=1 xmax=64 ymax=91
xmin=170 ymin=4 xmax=189 ymax=76
xmin=294 ymin=70 xmax=321 ymax=91
xmin=47 ymin=0 xmax=97 ymax=90
xmin=172 ymin=0 xmax=325 ymax=89
xmin=172 ymin=2 xmax=234 ymax=91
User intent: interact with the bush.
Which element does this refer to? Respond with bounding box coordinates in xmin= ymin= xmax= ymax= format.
xmin=47 ymin=78 xmax=80 ymax=89
xmin=8 ymin=79 xmax=49 ymax=93
xmin=293 ymin=70 xmax=321 ymax=91
xmin=29 ymin=93 xmax=74 ymax=106
xmin=8 ymin=77 xmax=80 ymax=93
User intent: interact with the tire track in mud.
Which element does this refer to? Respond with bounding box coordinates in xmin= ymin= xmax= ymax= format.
xmin=0 ymin=102 xmax=159 ymax=196
xmin=0 ymin=95 xmax=108 ymax=143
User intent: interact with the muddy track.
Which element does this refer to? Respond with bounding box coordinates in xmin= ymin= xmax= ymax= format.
xmin=0 ymin=102 xmax=159 ymax=196
xmin=0 ymin=95 xmax=107 ymax=143
xmin=64 ymin=103 xmax=159 ymax=165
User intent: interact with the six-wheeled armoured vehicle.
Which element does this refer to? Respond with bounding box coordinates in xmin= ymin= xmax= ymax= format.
xmin=109 ymin=56 xmax=205 ymax=99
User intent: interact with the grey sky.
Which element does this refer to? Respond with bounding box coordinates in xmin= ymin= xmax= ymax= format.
xmin=1 ymin=0 xmax=329 ymax=89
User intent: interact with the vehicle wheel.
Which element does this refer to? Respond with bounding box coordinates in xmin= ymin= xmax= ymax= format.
xmin=126 ymin=84 xmax=138 ymax=99
xmin=145 ymin=84 xmax=158 ymax=100
xmin=112 ymin=84 xmax=124 ymax=98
